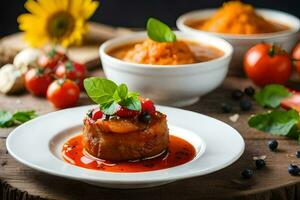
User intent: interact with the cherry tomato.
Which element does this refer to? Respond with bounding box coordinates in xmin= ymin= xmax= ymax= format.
xmin=47 ymin=79 xmax=80 ymax=109
xmin=55 ymin=61 xmax=86 ymax=89
xmin=116 ymin=107 xmax=140 ymax=117
xmin=25 ymin=68 xmax=53 ymax=96
xmin=38 ymin=49 xmax=67 ymax=70
xmin=292 ymin=43 xmax=300 ymax=75
xmin=141 ymin=98 xmax=156 ymax=116
xmin=244 ymin=43 xmax=292 ymax=86
xmin=92 ymin=107 xmax=103 ymax=120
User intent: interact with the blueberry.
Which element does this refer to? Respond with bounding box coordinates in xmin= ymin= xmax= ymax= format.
xmin=221 ymin=103 xmax=232 ymax=113
xmin=244 ymin=86 xmax=255 ymax=97
xmin=231 ymin=89 xmax=244 ymax=100
xmin=138 ymin=112 xmax=152 ymax=123
xmin=268 ymin=140 xmax=278 ymax=151
xmin=296 ymin=151 xmax=300 ymax=158
xmin=241 ymin=169 xmax=253 ymax=179
xmin=288 ymin=164 xmax=300 ymax=176
xmin=255 ymin=159 xmax=266 ymax=169
xmin=240 ymin=99 xmax=252 ymax=111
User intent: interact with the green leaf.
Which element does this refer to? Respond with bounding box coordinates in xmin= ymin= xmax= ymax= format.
xmin=248 ymin=109 xmax=300 ymax=136
xmin=84 ymin=78 xmax=118 ymax=104
xmin=255 ymin=84 xmax=292 ymax=108
xmin=121 ymin=97 xmax=142 ymax=111
xmin=13 ymin=111 xmax=37 ymax=123
xmin=0 ymin=111 xmax=13 ymax=127
xmin=100 ymin=102 xmax=119 ymax=115
xmin=147 ymin=18 xmax=176 ymax=43
xmin=128 ymin=91 xmax=139 ymax=98
xmin=116 ymin=84 xmax=128 ymax=100
xmin=0 ymin=110 xmax=37 ymax=128
xmin=84 ymin=77 xmax=142 ymax=115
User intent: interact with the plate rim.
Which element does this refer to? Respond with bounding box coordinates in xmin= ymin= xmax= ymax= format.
xmin=6 ymin=105 xmax=245 ymax=184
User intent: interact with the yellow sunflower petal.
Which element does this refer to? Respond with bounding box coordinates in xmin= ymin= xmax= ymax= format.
xmin=24 ymin=0 xmax=46 ymax=17
xmin=36 ymin=0 xmax=56 ymax=14
xmin=23 ymin=31 xmax=48 ymax=47
xmin=82 ymin=0 xmax=99 ymax=19
xmin=18 ymin=14 xmax=45 ymax=31
xmin=18 ymin=0 xmax=99 ymax=47
xmin=69 ymin=0 xmax=99 ymax=19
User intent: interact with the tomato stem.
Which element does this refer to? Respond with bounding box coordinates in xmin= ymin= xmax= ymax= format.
xmin=57 ymin=79 xmax=66 ymax=86
xmin=268 ymin=45 xmax=276 ymax=57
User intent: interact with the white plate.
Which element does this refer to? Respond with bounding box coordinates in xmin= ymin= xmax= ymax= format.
xmin=6 ymin=105 xmax=244 ymax=189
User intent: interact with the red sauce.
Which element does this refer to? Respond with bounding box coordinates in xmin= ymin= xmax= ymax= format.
xmin=62 ymin=135 xmax=196 ymax=173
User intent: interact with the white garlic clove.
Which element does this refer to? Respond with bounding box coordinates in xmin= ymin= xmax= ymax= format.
xmin=13 ymin=48 xmax=41 ymax=74
xmin=0 ymin=64 xmax=25 ymax=94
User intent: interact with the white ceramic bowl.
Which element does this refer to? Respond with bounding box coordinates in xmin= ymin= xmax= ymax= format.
xmin=99 ymin=31 xmax=233 ymax=107
xmin=177 ymin=9 xmax=300 ymax=71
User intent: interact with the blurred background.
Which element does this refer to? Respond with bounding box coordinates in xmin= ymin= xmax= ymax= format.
xmin=1 ymin=0 xmax=299 ymax=37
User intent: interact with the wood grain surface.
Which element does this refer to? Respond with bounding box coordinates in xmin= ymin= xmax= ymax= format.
xmin=1 ymin=70 xmax=300 ymax=200
xmin=0 ymin=22 xmax=132 ymax=69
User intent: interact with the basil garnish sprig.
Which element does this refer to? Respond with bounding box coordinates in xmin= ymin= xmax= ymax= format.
xmin=146 ymin=18 xmax=176 ymax=43
xmin=249 ymin=84 xmax=300 ymax=142
xmin=84 ymin=78 xmax=141 ymax=115
xmin=254 ymin=84 xmax=292 ymax=108
xmin=249 ymin=109 xmax=300 ymax=140
xmin=0 ymin=110 xmax=37 ymax=128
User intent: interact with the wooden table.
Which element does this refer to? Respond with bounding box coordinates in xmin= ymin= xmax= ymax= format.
xmin=1 ymin=70 xmax=300 ymax=200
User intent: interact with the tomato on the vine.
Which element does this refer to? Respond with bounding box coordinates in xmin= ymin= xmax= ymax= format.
xmin=38 ymin=49 xmax=67 ymax=70
xmin=244 ymin=43 xmax=292 ymax=86
xmin=55 ymin=61 xmax=86 ymax=89
xmin=25 ymin=68 xmax=53 ymax=96
xmin=47 ymin=79 xmax=80 ymax=109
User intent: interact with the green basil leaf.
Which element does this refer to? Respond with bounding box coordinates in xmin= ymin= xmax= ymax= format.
xmin=121 ymin=97 xmax=142 ymax=111
xmin=13 ymin=110 xmax=37 ymax=123
xmin=116 ymin=84 xmax=128 ymax=100
xmin=100 ymin=101 xmax=119 ymax=115
xmin=128 ymin=91 xmax=139 ymax=98
xmin=113 ymin=84 xmax=129 ymax=103
xmin=248 ymin=109 xmax=300 ymax=136
xmin=0 ymin=111 xmax=13 ymax=127
xmin=255 ymin=84 xmax=292 ymax=108
xmin=287 ymin=125 xmax=300 ymax=139
xmin=84 ymin=77 xmax=142 ymax=114
xmin=147 ymin=18 xmax=176 ymax=43
xmin=84 ymin=78 xmax=118 ymax=104
xmin=112 ymin=90 xmax=121 ymax=103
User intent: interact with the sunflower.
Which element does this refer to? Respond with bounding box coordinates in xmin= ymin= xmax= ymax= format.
xmin=18 ymin=0 xmax=99 ymax=47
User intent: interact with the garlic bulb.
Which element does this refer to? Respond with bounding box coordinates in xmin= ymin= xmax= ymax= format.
xmin=0 ymin=64 xmax=25 ymax=94
xmin=13 ymin=48 xmax=41 ymax=74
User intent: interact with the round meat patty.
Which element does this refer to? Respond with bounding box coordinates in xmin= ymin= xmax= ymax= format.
xmin=82 ymin=112 xmax=169 ymax=162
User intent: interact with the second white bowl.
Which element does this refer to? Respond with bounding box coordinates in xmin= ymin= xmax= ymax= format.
xmin=177 ymin=9 xmax=300 ymax=73
xmin=99 ymin=31 xmax=233 ymax=107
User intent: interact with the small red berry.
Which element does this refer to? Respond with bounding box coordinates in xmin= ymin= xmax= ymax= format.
xmin=141 ymin=98 xmax=156 ymax=115
xmin=116 ymin=107 xmax=139 ymax=117
xmin=92 ymin=108 xmax=103 ymax=120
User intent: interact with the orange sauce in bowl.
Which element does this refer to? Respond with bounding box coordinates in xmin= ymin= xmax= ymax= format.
xmin=62 ymin=135 xmax=196 ymax=173
xmin=108 ymin=40 xmax=224 ymax=65
xmin=186 ymin=1 xmax=290 ymax=35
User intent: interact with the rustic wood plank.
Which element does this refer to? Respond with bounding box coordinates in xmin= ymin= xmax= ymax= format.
xmin=2 ymin=138 xmax=300 ymax=200
xmin=1 ymin=72 xmax=300 ymax=200
xmin=0 ymin=23 xmax=132 ymax=69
